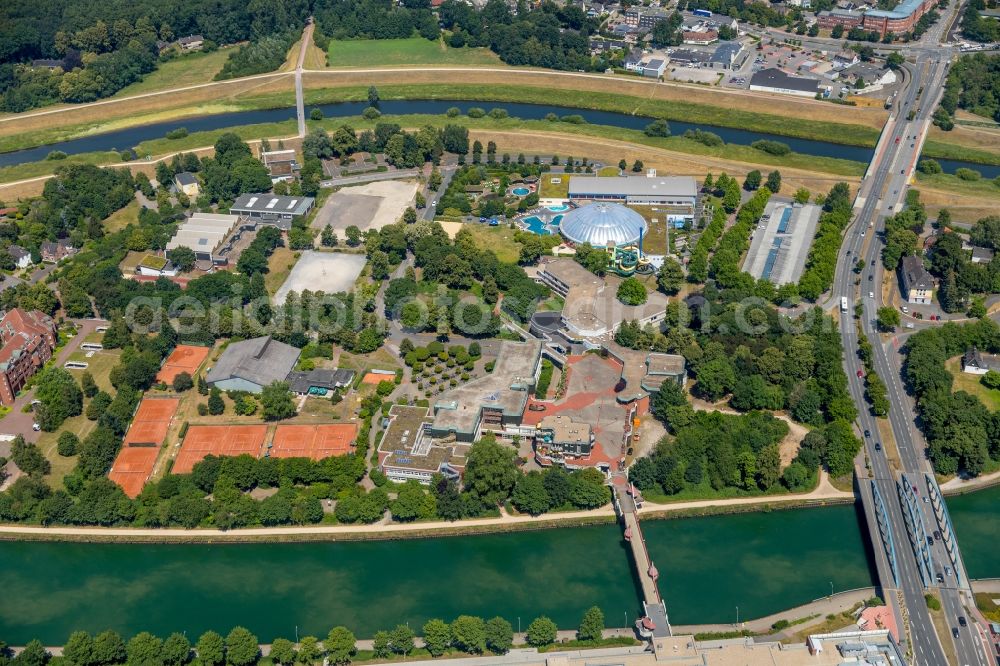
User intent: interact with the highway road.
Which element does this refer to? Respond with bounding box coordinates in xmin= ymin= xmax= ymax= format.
xmin=833 ymin=36 xmax=992 ymax=665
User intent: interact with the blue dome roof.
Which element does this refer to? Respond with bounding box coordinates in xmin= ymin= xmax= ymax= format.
xmin=559 ymin=203 xmax=648 ymax=247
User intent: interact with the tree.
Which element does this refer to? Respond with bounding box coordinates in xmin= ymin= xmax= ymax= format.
xmin=11 ymin=437 xmax=50 ymax=476
xmin=261 ymin=381 xmax=296 ymax=421
xmin=324 ymin=627 xmax=356 ymax=665
xmin=388 ymin=624 xmax=415 ymax=655
xmin=525 ymin=617 xmax=557 ymax=647
xmin=14 ymin=641 xmax=48 ymax=666
xmin=756 ymin=443 xmax=781 ymax=490
xmin=657 ymin=258 xmax=684 ymax=295
xmin=876 ymin=306 xmax=900 ymax=332
xmin=80 ymin=370 xmax=98 ymax=398
xmin=463 ymin=435 xmax=519 ymax=505
xmin=92 ymin=630 xmax=127 ymax=665
xmin=162 ymin=632 xmax=191 ymax=666
xmin=511 ymin=471 xmax=551 ymax=515
xmin=63 ymin=631 xmax=94 ymax=666
xmin=569 ymin=467 xmax=611 ymax=508
xmin=616 ymin=277 xmax=647 ymax=305
xmin=168 ymin=246 xmax=196 ymax=272
xmin=367 ymin=85 xmax=380 ymax=108
xmin=127 ymin=632 xmax=163 ymax=665
xmin=422 ymin=619 xmax=452 ymax=657
xmin=172 ymin=371 xmax=194 ymax=392
xmin=345 ymin=225 xmax=362 ymax=247
xmin=321 ymin=224 xmax=337 ymax=247
xmin=196 ymin=631 xmax=225 ymax=666
xmin=578 ymin=606 xmax=605 ymax=641
xmin=34 ymin=366 xmax=83 ymax=430
xmin=631 ymin=160 xmax=644 ymax=173
xmin=57 ymin=431 xmax=79 ymax=457
xmin=372 ymin=632 xmax=390 ymax=659
xmin=450 ymin=615 xmax=487 ymax=654
xmin=269 ymin=639 xmax=295 ymax=665
xmin=743 ymin=170 xmax=762 ymax=191
xmin=643 ymin=119 xmax=670 ymax=137
xmin=485 ymin=616 xmax=513 ymax=654
xmin=208 ymin=387 xmax=225 ymax=415
xmin=224 ymin=627 xmax=259 ymax=666
xmin=765 ymin=170 xmax=782 ymax=193
xmin=296 ymin=636 xmax=321 ymax=663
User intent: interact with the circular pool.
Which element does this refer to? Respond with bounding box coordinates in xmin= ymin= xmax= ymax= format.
xmin=547 ymin=204 xmax=569 ymax=212
xmin=512 ymin=187 xmax=530 ymax=196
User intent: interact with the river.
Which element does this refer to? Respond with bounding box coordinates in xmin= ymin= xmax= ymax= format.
xmin=1 ymin=99 xmax=996 ymax=178
xmin=1 ymin=491 xmax=995 ymax=646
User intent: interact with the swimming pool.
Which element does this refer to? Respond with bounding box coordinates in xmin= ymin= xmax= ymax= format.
xmin=522 ymin=216 xmax=551 ymax=235
xmin=551 ymin=215 xmax=563 ymax=226
xmin=547 ymin=204 xmax=569 ymax=212
xmin=512 ymin=187 xmax=531 ymax=196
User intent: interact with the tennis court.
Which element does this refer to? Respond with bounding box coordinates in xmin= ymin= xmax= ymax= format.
xmin=156 ymin=344 xmax=210 ymax=384
xmin=109 ymin=447 xmax=160 ymax=498
xmin=122 ymin=398 xmax=180 ymax=446
xmin=362 ymin=371 xmax=394 ymax=385
xmin=270 ymin=424 xmax=358 ymax=460
xmin=173 ymin=424 xmax=268 ymax=474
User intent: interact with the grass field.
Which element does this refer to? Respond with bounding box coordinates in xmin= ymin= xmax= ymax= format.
xmin=326 ymin=38 xmax=500 ymax=68
xmin=113 ymin=48 xmax=236 ymax=98
xmin=264 ymin=246 xmax=299 ymax=295
xmin=539 ymin=173 xmax=570 ymax=199
xmin=104 ymin=199 xmax=141 ymax=233
xmin=0 ymin=151 xmax=125 ymax=185
xmin=945 ymin=356 xmax=1000 ymax=410
xmin=460 ymin=223 xmax=523 ymax=263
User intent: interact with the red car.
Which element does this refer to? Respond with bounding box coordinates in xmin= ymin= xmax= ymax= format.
xmin=895 ymin=137 xmax=901 ymax=144
xmin=857 ymin=369 xmax=864 ymax=378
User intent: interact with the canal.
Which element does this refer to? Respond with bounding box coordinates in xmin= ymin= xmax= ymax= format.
xmin=0 ymin=99 xmax=996 ymax=178
xmin=1 ymin=490 xmax=995 ymax=646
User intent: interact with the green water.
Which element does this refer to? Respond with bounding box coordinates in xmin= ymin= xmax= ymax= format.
xmin=0 ymin=494 xmax=994 ymax=646
xmin=947 ymin=484 xmax=1000 ymax=580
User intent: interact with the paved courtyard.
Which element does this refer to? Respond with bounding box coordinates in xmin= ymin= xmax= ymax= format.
xmin=311 ymin=180 xmax=420 ymax=234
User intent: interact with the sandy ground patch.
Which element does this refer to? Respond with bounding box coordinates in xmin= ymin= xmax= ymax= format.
xmin=273 ymin=251 xmax=367 ymax=304
xmin=438 ymin=221 xmax=463 ymax=238
xmin=312 ymin=179 xmax=418 ymax=233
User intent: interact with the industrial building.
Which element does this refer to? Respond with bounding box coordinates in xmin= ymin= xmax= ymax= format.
xmin=567 ymin=175 xmax=698 ymax=222
xmin=205 ymin=335 xmax=300 ymax=393
xmin=536 ymin=259 xmax=668 ymax=340
xmin=749 ymin=68 xmax=823 ymax=98
xmin=165 ymin=213 xmax=245 ymax=265
xmin=230 ymin=194 xmax=315 ymax=230
xmin=742 ymin=201 xmax=821 ymax=285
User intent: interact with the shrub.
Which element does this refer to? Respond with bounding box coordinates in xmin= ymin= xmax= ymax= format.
xmin=57 ymin=431 xmax=80 ymax=457
xmin=363 ymin=106 xmax=381 ymax=120
xmin=956 ymin=167 xmax=981 ymax=181
xmin=166 ymin=128 xmax=189 ymax=140
xmin=468 ymin=107 xmax=486 ymax=118
xmin=46 ymin=150 xmax=68 ymax=160
xmin=751 ymin=139 xmax=791 ymax=155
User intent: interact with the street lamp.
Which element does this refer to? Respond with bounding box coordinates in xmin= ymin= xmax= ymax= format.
xmin=518 ymin=617 xmax=521 ymax=635
xmin=830 ymin=581 xmax=834 ymax=599
xmin=736 ymin=606 xmax=739 ymax=627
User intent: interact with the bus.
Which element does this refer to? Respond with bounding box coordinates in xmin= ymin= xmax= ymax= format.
xmin=841 ymin=297 xmax=849 ymax=312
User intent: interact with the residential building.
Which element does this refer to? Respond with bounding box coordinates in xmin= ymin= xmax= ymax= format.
xmin=0 ymin=308 xmax=57 ymax=405
xmin=30 ymin=59 xmax=65 ymax=70
xmin=428 ymin=340 xmax=542 ymax=443
xmin=862 ymin=0 xmax=936 ymax=35
xmin=749 ymin=68 xmax=822 ymax=97
xmin=682 ymin=29 xmax=718 ymax=44
xmin=261 ymin=149 xmax=301 ymax=183
xmin=971 ymin=246 xmax=994 ymax=264
xmin=177 ymin=35 xmax=205 ymax=51
xmin=230 ymin=194 xmax=315 ymax=230
xmin=643 ymin=58 xmax=667 ymax=78
xmin=668 ymin=49 xmax=712 ymax=67
xmin=589 ymin=37 xmax=627 ymax=52
xmin=624 ymin=48 xmax=645 ymax=71
xmin=6 ymin=245 xmax=32 ymax=270
xmin=833 ymin=50 xmax=860 ymax=67
xmin=962 ymin=347 xmax=1000 ymax=374
xmin=377 ymin=405 xmax=469 ymax=484
xmin=136 ymin=254 xmax=179 ymax=277
xmin=624 ymin=6 xmax=672 ymax=29
xmin=534 ymin=415 xmax=597 ymax=468
xmin=173 ymin=172 xmax=200 ymax=198
xmin=839 ymin=62 xmax=897 ymax=91
xmin=165 ymin=213 xmax=244 ymax=265
xmin=205 ymin=336 xmax=301 ymax=393
xmin=0 ymin=275 xmax=24 ymax=295
xmin=899 ymin=254 xmax=933 ymax=304
xmin=40 ymin=239 xmax=75 ymax=263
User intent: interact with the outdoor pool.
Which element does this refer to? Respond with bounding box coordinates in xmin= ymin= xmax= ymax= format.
xmin=512 ymin=187 xmax=531 ymax=196
xmin=547 ymin=204 xmax=569 ymax=212
xmin=522 ymin=216 xmax=551 ymax=235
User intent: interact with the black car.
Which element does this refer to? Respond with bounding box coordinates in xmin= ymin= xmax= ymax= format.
xmin=934 ymin=530 xmax=941 ymax=541
xmin=875 ymin=442 xmax=882 ymax=452
xmin=868 ymin=274 xmax=873 ymax=281
xmin=936 ymin=572 xmax=944 ymax=583
xmin=864 ymin=429 xmax=871 ymax=438
xmin=959 ymin=616 xmax=967 ymax=627
xmin=952 ymin=627 xmax=959 ymax=638
xmin=927 ymin=536 xmax=934 ymax=547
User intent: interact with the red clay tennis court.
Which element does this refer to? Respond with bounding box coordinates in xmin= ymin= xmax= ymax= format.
xmin=109 ymin=397 xmax=180 ymax=497
xmin=173 ymin=424 xmax=268 ymax=474
xmin=156 ymin=345 xmax=210 ymax=384
xmin=270 ymin=424 xmax=358 ymax=460
xmin=109 ymin=447 xmax=160 ymax=498
xmin=362 ymin=371 xmax=394 ymax=385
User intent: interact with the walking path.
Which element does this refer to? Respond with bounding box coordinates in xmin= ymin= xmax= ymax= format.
xmin=294 ymin=21 xmax=313 ymax=137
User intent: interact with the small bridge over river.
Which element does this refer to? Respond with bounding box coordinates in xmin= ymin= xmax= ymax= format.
xmin=612 ymin=477 xmax=671 ymax=652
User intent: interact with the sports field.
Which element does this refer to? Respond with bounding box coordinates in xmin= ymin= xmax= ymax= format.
xmin=270 ymin=424 xmax=358 ymax=460
xmin=173 ymin=425 xmax=268 ymax=473
xmin=326 ymin=38 xmax=500 ymax=68
xmin=109 ymin=398 xmax=180 ymax=497
xmin=156 ymin=345 xmax=211 ymax=384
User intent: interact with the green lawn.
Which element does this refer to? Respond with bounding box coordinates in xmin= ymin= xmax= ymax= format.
xmin=460 ymin=223 xmax=523 ymax=263
xmin=113 ymin=47 xmax=237 ymax=98
xmin=539 ymin=174 xmax=570 ymax=199
xmin=103 ymin=199 xmax=141 ymax=233
xmin=946 ymin=356 xmax=1000 ymax=410
xmin=326 ymin=37 xmax=500 ymax=68
xmin=915 ymin=172 xmax=1000 ymax=199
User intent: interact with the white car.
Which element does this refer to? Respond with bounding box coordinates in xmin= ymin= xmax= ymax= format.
xmin=901 ymin=306 xmax=909 ymax=314
xmin=869 ymin=291 xmax=874 ymax=298
xmin=32 ymin=423 xmax=40 ymax=431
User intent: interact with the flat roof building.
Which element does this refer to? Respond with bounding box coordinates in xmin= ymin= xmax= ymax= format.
xmin=537 ymin=259 xmax=668 ymax=340
xmin=230 ymin=194 xmax=315 ymax=230
xmin=206 ymin=335 xmax=300 ymax=394
xmin=742 ymin=201 xmax=821 ymax=285
xmin=428 ymin=340 xmax=542 ymax=442
xmin=285 ymin=368 xmax=356 ymax=395
xmin=749 ymin=68 xmax=822 ymax=98
xmin=377 ymin=405 xmax=469 ymax=484
xmin=568 ymin=175 xmax=697 ymax=210
xmin=165 ymin=213 xmax=244 ymax=264
xmin=534 ymin=414 xmax=598 ymax=468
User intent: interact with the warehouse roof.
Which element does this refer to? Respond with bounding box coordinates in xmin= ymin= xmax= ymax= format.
xmin=206 ymin=336 xmax=300 ymax=389
xmin=231 ymin=194 xmax=314 ymax=217
xmin=165 ymin=213 xmax=240 ymax=254
xmin=568 ymin=175 xmax=698 ymax=199
xmin=750 ymin=68 xmax=821 ymax=93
